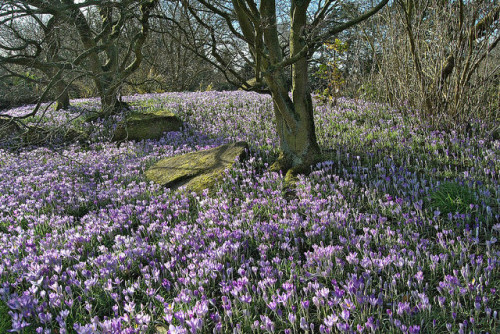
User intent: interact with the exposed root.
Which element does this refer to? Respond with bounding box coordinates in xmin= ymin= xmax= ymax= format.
xmin=269 ymin=151 xmax=324 ymax=201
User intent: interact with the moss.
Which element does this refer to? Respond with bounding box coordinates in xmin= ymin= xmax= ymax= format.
xmin=269 ymin=156 xmax=291 ymax=173
xmin=113 ymin=111 xmax=183 ymax=141
xmin=146 ymin=142 xmax=248 ymax=193
xmin=284 ymin=169 xmax=299 ymax=186
xmin=128 ymin=109 xmax=175 ymax=120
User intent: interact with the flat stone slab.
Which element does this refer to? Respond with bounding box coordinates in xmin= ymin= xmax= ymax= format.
xmin=145 ymin=142 xmax=248 ymax=193
xmin=112 ymin=110 xmax=183 ymax=141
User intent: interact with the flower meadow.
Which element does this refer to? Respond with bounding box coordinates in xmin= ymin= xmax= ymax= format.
xmin=0 ymin=91 xmax=499 ymax=333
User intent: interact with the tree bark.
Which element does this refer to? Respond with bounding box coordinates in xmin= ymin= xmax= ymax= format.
xmin=99 ymin=86 xmax=127 ymax=116
xmin=54 ymin=81 xmax=70 ymax=110
xmin=265 ymin=0 xmax=321 ymax=175
xmin=268 ymin=88 xmax=321 ymax=174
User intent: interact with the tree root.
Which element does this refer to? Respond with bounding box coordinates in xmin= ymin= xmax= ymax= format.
xmin=269 ymin=151 xmax=324 ymax=200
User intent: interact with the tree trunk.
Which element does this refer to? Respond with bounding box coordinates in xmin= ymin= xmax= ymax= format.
xmin=265 ymin=64 xmax=321 ymax=175
xmin=267 ymin=0 xmax=321 ymax=176
xmin=98 ymin=74 xmax=128 ymax=116
xmin=271 ymin=90 xmax=321 ymax=174
xmin=100 ymin=90 xmax=127 ymax=116
xmin=54 ymin=81 xmax=70 ymax=111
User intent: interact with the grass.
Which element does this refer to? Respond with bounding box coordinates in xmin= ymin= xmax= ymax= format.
xmin=430 ymin=181 xmax=476 ymax=216
xmin=0 ymin=300 xmax=10 ymax=333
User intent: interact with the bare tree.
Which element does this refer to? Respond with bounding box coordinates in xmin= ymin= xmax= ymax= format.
xmin=0 ymin=8 xmax=72 ymax=110
xmin=160 ymin=0 xmax=388 ymax=175
xmin=129 ymin=12 xmax=217 ymax=92
xmin=0 ymin=0 xmax=158 ymax=116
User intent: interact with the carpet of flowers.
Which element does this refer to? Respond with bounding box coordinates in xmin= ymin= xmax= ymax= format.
xmin=0 ymin=91 xmax=498 ymax=333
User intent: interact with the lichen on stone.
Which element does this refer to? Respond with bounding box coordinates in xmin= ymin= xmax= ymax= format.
xmin=112 ymin=110 xmax=183 ymax=141
xmin=145 ymin=141 xmax=249 ymax=193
